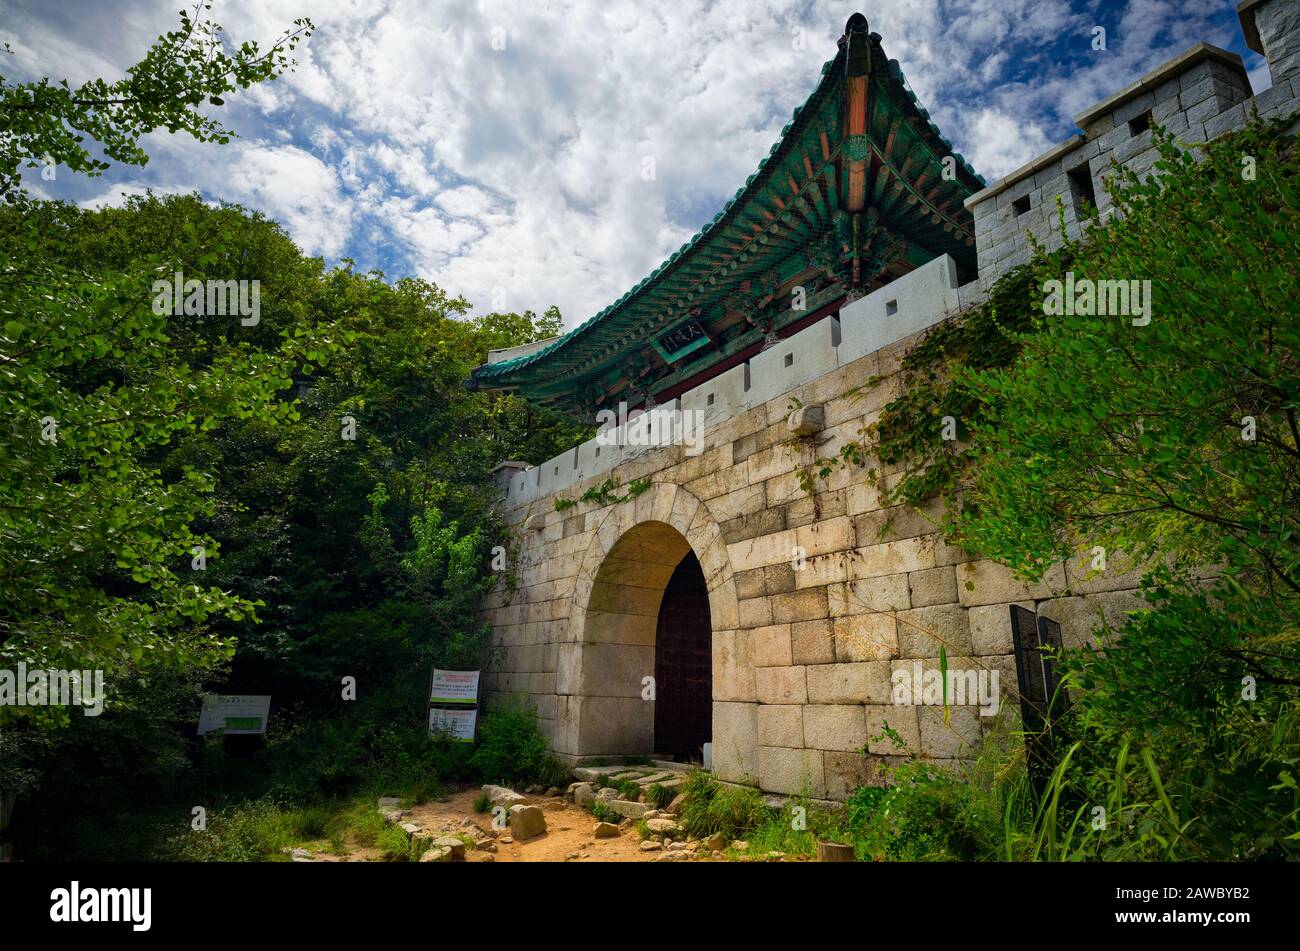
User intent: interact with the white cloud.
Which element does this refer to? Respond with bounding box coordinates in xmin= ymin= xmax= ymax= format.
xmin=6 ymin=0 xmax=1249 ymax=326
xmin=965 ymin=108 xmax=1054 ymax=180
xmin=436 ymin=186 xmax=498 ymax=219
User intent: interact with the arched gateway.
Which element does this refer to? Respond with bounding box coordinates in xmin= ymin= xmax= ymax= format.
xmin=558 ymin=482 xmax=743 ymax=766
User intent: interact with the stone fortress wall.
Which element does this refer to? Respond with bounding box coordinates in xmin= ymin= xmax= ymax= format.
xmin=478 ymin=1 xmax=1300 ymax=799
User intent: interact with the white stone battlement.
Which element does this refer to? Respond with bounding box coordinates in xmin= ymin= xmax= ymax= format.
xmin=501 ymin=253 xmax=966 ymax=508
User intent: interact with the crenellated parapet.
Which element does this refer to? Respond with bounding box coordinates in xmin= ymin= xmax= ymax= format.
xmin=969 ymin=0 xmax=1300 ymax=287
xmin=498 ymin=254 xmax=962 ymax=509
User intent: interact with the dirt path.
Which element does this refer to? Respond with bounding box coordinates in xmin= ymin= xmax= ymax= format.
xmin=309 ymin=786 xmax=702 ymax=863
xmin=402 ymin=787 xmax=661 ymax=862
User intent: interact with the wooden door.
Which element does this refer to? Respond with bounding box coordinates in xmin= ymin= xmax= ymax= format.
xmin=653 ymin=552 xmax=712 ymax=763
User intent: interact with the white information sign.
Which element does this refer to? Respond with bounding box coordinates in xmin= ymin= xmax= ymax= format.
xmin=429 ymin=669 xmax=480 ymax=705
xmin=198 ymin=694 xmax=271 ymax=735
xmin=428 ymin=706 xmax=478 ymax=742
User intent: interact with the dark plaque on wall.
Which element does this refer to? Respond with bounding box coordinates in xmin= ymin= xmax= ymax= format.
xmin=652 ymin=317 xmax=710 ymax=364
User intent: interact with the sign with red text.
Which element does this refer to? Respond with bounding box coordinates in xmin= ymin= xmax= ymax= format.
xmin=428 ymin=669 xmax=480 ymax=705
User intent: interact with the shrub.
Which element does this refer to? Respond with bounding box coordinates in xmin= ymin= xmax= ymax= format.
xmin=165 ymin=799 xmax=294 ymax=862
xmin=645 ymin=783 xmax=676 ymax=809
xmin=345 ymin=807 xmax=387 ymax=848
xmin=677 ymin=770 xmax=770 ymax=841
xmin=535 ymin=755 xmax=574 ymax=790
xmin=1036 ymin=583 xmax=1300 ymax=860
xmin=288 ymin=805 xmax=333 ymax=841
xmin=468 ymin=702 xmax=548 ymax=786
xmin=375 ymin=823 xmax=419 ymax=861
xmin=733 ymin=795 xmax=851 ymax=858
xmin=844 ymin=722 xmax=1031 ymax=862
xmin=846 ymin=764 xmax=1006 ymax=862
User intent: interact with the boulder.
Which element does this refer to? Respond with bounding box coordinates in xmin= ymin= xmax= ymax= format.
xmin=419 ymin=846 xmax=452 ymax=863
xmin=592 ymin=821 xmax=620 ymax=839
xmin=572 ymin=783 xmax=597 ymax=808
xmin=545 ymin=786 xmax=560 ymax=798
xmin=665 ymin=793 xmax=686 ymax=816
xmin=430 ymin=836 xmax=466 ymax=860
xmin=401 ymin=822 xmax=432 ymax=852
xmin=508 ymin=804 xmax=547 ymax=840
xmin=703 ymin=832 xmax=726 ymax=851
xmin=639 ymin=840 xmax=662 ymax=851
xmin=645 ymin=817 xmax=681 ymax=835
xmin=482 ymin=785 xmax=528 ymax=808
xmin=606 ymin=799 xmax=649 ymax=819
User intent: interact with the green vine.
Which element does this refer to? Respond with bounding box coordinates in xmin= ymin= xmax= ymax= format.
xmin=802 ymin=232 xmax=1073 ymax=507
xmin=554 ymin=476 xmax=652 ymax=511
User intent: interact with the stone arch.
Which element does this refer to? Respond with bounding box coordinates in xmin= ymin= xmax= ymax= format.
xmin=555 ymin=482 xmax=747 ymax=771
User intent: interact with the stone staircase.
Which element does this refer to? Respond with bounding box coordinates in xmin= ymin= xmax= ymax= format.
xmin=568 ymin=761 xmax=691 ymax=820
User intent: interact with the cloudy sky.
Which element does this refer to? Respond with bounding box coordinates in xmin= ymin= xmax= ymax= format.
xmin=5 ymin=0 xmax=1266 ymax=329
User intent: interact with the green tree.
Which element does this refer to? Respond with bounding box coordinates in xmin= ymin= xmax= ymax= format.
xmin=0 ymin=4 xmax=312 ymax=201
xmin=0 ymin=205 xmax=330 ymax=721
xmin=954 ymin=120 xmax=1299 ymax=598
xmin=948 ymin=117 xmax=1300 ymax=858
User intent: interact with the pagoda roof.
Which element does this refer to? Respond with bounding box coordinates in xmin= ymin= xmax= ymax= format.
xmin=470 ymin=14 xmax=985 ymax=417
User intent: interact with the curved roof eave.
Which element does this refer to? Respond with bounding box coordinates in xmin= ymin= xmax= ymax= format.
xmin=472 ymin=17 xmax=985 ymax=391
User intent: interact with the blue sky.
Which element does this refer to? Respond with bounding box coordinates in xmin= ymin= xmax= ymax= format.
xmin=5 ymin=0 xmax=1267 ymax=329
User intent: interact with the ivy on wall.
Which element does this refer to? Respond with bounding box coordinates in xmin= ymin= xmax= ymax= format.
xmin=798 ymin=247 xmax=1065 ymax=506
xmin=553 ymin=476 xmax=652 ymax=512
